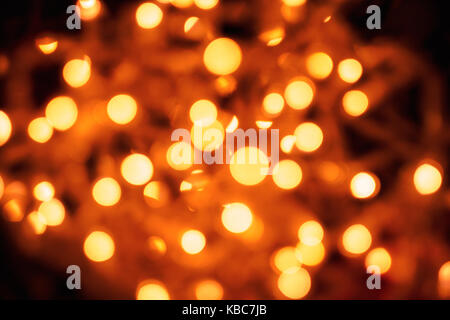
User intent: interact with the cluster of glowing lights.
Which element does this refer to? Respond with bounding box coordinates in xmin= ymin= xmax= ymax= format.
xmin=184 ymin=17 xmax=199 ymax=33
xmin=221 ymin=202 xmax=253 ymax=234
xmin=107 ymin=94 xmax=138 ymax=125
xmin=189 ymin=99 xmax=217 ymax=127
xmin=272 ymin=160 xmax=302 ymax=190
xmin=229 ymin=146 xmax=269 ymax=186
xmin=298 ymin=220 xmax=324 ymax=246
xmin=92 ymin=177 xmax=121 ymax=206
xmin=45 ymin=96 xmax=78 ymax=131
xmin=294 ymin=122 xmax=323 ymax=152
xmin=277 ymin=267 xmax=311 ymax=299
xmin=342 ymin=90 xmax=369 ymax=117
xmin=38 ymin=198 xmax=65 ymax=226
xmin=136 ymin=280 xmax=170 ymax=300
xmin=350 ymin=172 xmax=379 ymax=199
xmin=63 ymin=57 xmax=91 ymax=88
xmin=121 ymin=153 xmax=154 ymax=186
xmin=365 ymin=247 xmax=392 ymax=274
xmin=438 ymin=261 xmax=450 ymax=298
xmin=203 ymin=38 xmax=242 ymax=76
xmin=195 ymin=280 xmax=224 ymax=300
xmin=284 ymin=80 xmax=314 ymax=110
xmin=413 ymin=163 xmax=443 ymax=195
xmin=181 ymin=229 xmax=206 ymax=254
xmin=338 ymin=59 xmax=363 ymax=83
xmin=28 ymin=117 xmax=53 ymax=143
xmin=33 ymin=181 xmax=55 ymax=202
xmin=136 ymin=2 xmax=163 ymax=29
xmin=342 ymin=224 xmax=372 ymax=255
xmin=0 ymin=110 xmax=12 ymax=146
xmin=83 ymin=231 xmax=115 ymax=262
xmin=306 ymin=52 xmax=333 ymax=80
xmin=166 ymin=141 xmax=194 ymax=170
xmin=263 ymin=93 xmax=285 ymax=116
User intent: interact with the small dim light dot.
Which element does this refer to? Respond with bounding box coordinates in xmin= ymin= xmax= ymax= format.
xmin=0 ymin=110 xmax=12 ymax=146
xmin=413 ymin=163 xmax=443 ymax=195
xmin=284 ymin=80 xmax=314 ymax=110
xmin=195 ymin=280 xmax=224 ymax=300
xmin=295 ymin=242 xmax=325 ymax=266
xmin=342 ymin=90 xmax=369 ymax=117
xmin=0 ymin=176 xmax=4 ymax=200
xmin=167 ymin=141 xmax=194 ymax=171
xmin=137 ymin=281 xmax=170 ymax=300
xmin=189 ymin=99 xmax=217 ymax=127
xmin=184 ymin=16 xmax=199 ymax=33
xmin=147 ymin=236 xmax=167 ymax=255
xmin=306 ymin=52 xmax=333 ymax=80
xmin=438 ymin=261 xmax=450 ymax=298
xmin=263 ymin=93 xmax=284 ymax=116
xmin=63 ymin=58 xmax=91 ymax=88
xmin=181 ymin=229 xmax=206 ymax=254
xmin=194 ymin=0 xmax=218 ymax=10
xmin=338 ymin=59 xmax=363 ymax=83
xmin=45 ymin=96 xmax=78 ymax=131
xmin=365 ymin=247 xmax=392 ymax=274
xmin=136 ymin=2 xmax=163 ymax=29
xmin=272 ymin=160 xmax=302 ymax=190
xmin=3 ymin=199 xmax=24 ymax=222
xmin=298 ymin=220 xmax=323 ymax=246
xmin=36 ymin=38 xmax=58 ymax=55
xmin=280 ymin=135 xmax=296 ymax=154
xmin=33 ymin=181 xmax=55 ymax=202
xmin=121 ymin=153 xmax=154 ymax=186
xmin=28 ymin=117 xmax=53 ymax=143
xmin=282 ymin=0 xmax=306 ymax=7
xmin=342 ymin=224 xmax=372 ymax=255
xmin=203 ymin=38 xmax=242 ymax=76
xmin=277 ymin=267 xmax=311 ymax=299
xmin=38 ymin=198 xmax=65 ymax=226
xmin=229 ymin=147 xmax=269 ymax=186
xmin=294 ymin=122 xmax=323 ymax=152
xmin=27 ymin=211 xmax=47 ymax=235
xmin=107 ymin=94 xmax=138 ymax=125
xmin=222 ymin=202 xmax=253 ymax=234
xmin=272 ymin=246 xmax=301 ymax=273
xmin=350 ymin=172 xmax=378 ymax=199
xmin=92 ymin=177 xmax=121 ymax=206
xmin=84 ymin=231 xmax=115 ymax=262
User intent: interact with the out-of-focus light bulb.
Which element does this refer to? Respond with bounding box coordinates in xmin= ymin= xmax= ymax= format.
xmin=33 ymin=181 xmax=55 ymax=202
xmin=107 ymin=94 xmax=138 ymax=125
xmin=413 ymin=163 xmax=443 ymax=195
xmin=294 ymin=122 xmax=323 ymax=152
xmin=63 ymin=58 xmax=91 ymax=88
xmin=28 ymin=117 xmax=53 ymax=143
xmin=365 ymin=247 xmax=392 ymax=274
xmin=195 ymin=280 xmax=224 ymax=300
xmin=342 ymin=90 xmax=369 ymax=117
xmin=45 ymin=96 xmax=78 ymax=131
xmin=38 ymin=198 xmax=65 ymax=226
xmin=136 ymin=2 xmax=163 ymax=29
xmin=203 ymin=38 xmax=242 ymax=75
xmin=338 ymin=59 xmax=363 ymax=83
xmin=181 ymin=229 xmax=206 ymax=254
xmin=189 ymin=99 xmax=217 ymax=127
xmin=136 ymin=280 xmax=170 ymax=300
xmin=306 ymin=52 xmax=333 ymax=80
xmin=277 ymin=267 xmax=311 ymax=299
xmin=194 ymin=0 xmax=218 ymax=10
xmin=121 ymin=153 xmax=153 ymax=186
xmin=166 ymin=142 xmax=194 ymax=171
xmin=298 ymin=220 xmax=323 ymax=246
xmin=350 ymin=172 xmax=379 ymax=199
xmin=221 ymin=202 xmax=253 ymax=234
xmin=272 ymin=160 xmax=302 ymax=190
xmin=229 ymin=147 xmax=269 ymax=186
xmin=84 ymin=231 xmax=115 ymax=262
xmin=92 ymin=177 xmax=121 ymax=206
xmin=284 ymin=80 xmax=314 ymax=110
xmin=0 ymin=110 xmax=12 ymax=146
xmin=263 ymin=93 xmax=284 ymax=116
xmin=342 ymin=224 xmax=372 ymax=255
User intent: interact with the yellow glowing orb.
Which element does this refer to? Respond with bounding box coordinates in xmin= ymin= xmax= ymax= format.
xmin=284 ymin=80 xmax=314 ymax=110
xmin=191 ymin=120 xmax=224 ymax=151
xmin=221 ymin=202 xmax=253 ymax=234
xmin=272 ymin=246 xmax=301 ymax=273
xmin=272 ymin=159 xmax=302 ymax=190
xmin=203 ymin=38 xmax=242 ymax=75
xmin=3 ymin=199 xmax=24 ymax=222
xmin=306 ymin=52 xmax=333 ymax=80
xmin=342 ymin=224 xmax=372 ymax=255
xmin=107 ymin=94 xmax=138 ymax=125
xmin=229 ymin=147 xmax=269 ymax=186
xmin=28 ymin=117 xmax=53 ymax=143
xmin=33 ymin=181 xmax=55 ymax=202
xmin=137 ymin=281 xmax=170 ymax=300
xmin=278 ymin=268 xmax=311 ymax=299
xmin=294 ymin=122 xmax=323 ymax=152
xmin=78 ymin=0 xmax=102 ymax=20
xmin=350 ymin=172 xmax=378 ymax=199
xmin=0 ymin=110 xmax=12 ymax=146
xmin=167 ymin=141 xmax=194 ymax=170
xmin=38 ymin=198 xmax=65 ymax=226
xmin=27 ymin=211 xmax=47 ymax=235
xmin=63 ymin=58 xmax=91 ymax=88
xmin=338 ymin=59 xmax=363 ymax=83
xmin=282 ymin=0 xmax=306 ymax=7
xmin=189 ymin=99 xmax=218 ymax=127
xmin=171 ymin=0 xmax=194 ymax=8
xmin=181 ymin=229 xmax=206 ymax=254
xmin=136 ymin=2 xmax=163 ymax=29
xmin=342 ymin=90 xmax=369 ymax=117
xmin=184 ymin=16 xmax=199 ymax=33
xmin=121 ymin=153 xmax=154 ymax=186
xmin=194 ymin=0 xmax=218 ymax=10
xmin=263 ymin=93 xmax=284 ymax=116
xmin=413 ymin=163 xmax=443 ymax=195
xmin=365 ymin=247 xmax=392 ymax=274
xmin=36 ymin=38 xmax=58 ymax=55
xmin=195 ymin=280 xmax=224 ymax=300
xmin=92 ymin=177 xmax=121 ymax=206
xmin=295 ymin=242 xmax=325 ymax=266
xmin=45 ymin=96 xmax=78 ymax=131
xmin=280 ymin=135 xmax=296 ymax=154
xmin=84 ymin=231 xmax=115 ymax=262
xmin=298 ymin=220 xmax=323 ymax=246
xmin=438 ymin=261 xmax=450 ymax=298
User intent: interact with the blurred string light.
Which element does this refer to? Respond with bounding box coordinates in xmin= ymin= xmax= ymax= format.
xmin=272 ymin=246 xmax=301 ymax=273
xmin=143 ymin=181 xmax=170 ymax=208
xmin=33 ymin=181 xmax=55 ymax=202
xmin=190 ymin=120 xmax=224 ymax=151
xmin=221 ymin=202 xmax=253 ymax=234
xmin=78 ymin=0 xmax=102 ymax=20
xmin=181 ymin=229 xmax=206 ymax=254
xmin=413 ymin=163 xmax=443 ymax=195
xmin=27 ymin=211 xmax=47 ymax=235
xmin=229 ymin=146 xmax=269 ymax=186
xmin=195 ymin=280 xmax=224 ymax=300
xmin=83 ymin=231 xmax=115 ymax=262
xmin=277 ymin=267 xmax=311 ymax=299
xmin=136 ymin=2 xmax=163 ymax=29
xmin=295 ymin=242 xmax=325 ymax=266
xmin=294 ymin=122 xmax=323 ymax=152
xmin=136 ymin=280 xmax=170 ymax=300
xmin=280 ymin=135 xmax=296 ymax=154
xmin=45 ymin=96 xmax=78 ymax=131
xmin=263 ymin=93 xmax=285 ymax=116
xmin=350 ymin=172 xmax=379 ymax=199
xmin=284 ymin=79 xmax=314 ymax=110
xmin=35 ymin=37 xmax=58 ymax=55
xmin=166 ymin=141 xmax=194 ymax=171
xmin=203 ymin=38 xmax=242 ymax=75
xmin=189 ymin=99 xmax=217 ymax=127
xmin=194 ymin=0 xmax=219 ymax=10
xmin=438 ymin=261 xmax=450 ymax=298
xmin=121 ymin=153 xmax=154 ymax=186
xmin=342 ymin=224 xmax=372 ymax=255
xmin=107 ymin=94 xmax=138 ymax=125
xmin=306 ymin=52 xmax=333 ymax=80
xmin=272 ymin=160 xmax=302 ymax=190
xmin=63 ymin=57 xmax=91 ymax=88
xmin=298 ymin=220 xmax=324 ymax=246
xmin=147 ymin=236 xmax=167 ymax=256
xmin=0 ymin=110 xmax=12 ymax=146
xmin=342 ymin=90 xmax=369 ymax=117
xmin=338 ymin=58 xmax=363 ymax=83
xmin=365 ymin=247 xmax=392 ymax=274
xmin=171 ymin=0 xmax=194 ymax=9
xmin=28 ymin=117 xmax=53 ymax=143
xmin=38 ymin=198 xmax=65 ymax=226
xmin=92 ymin=177 xmax=121 ymax=207
xmin=184 ymin=17 xmax=199 ymax=33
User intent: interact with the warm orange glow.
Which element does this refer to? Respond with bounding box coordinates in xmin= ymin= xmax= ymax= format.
xmin=277 ymin=268 xmax=311 ymax=299
xmin=306 ymin=52 xmax=333 ymax=80
xmin=92 ymin=177 xmax=121 ymax=206
xmin=298 ymin=220 xmax=324 ymax=246
xmin=36 ymin=37 xmax=58 ymax=55
xmin=63 ymin=58 xmax=91 ymax=88
xmin=136 ymin=2 xmax=163 ymax=29
xmin=263 ymin=92 xmax=284 ymax=116
xmin=191 ymin=120 xmax=224 ymax=152
xmin=0 ymin=176 xmax=3 ymax=200
xmin=350 ymin=172 xmax=379 ymax=199
xmin=194 ymin=0 xmax=218 ymax=10
xmin=203 ymin=38 xmax=242 ymax=75
xmin=438 ymin=261 xmax=450 ymax=298
xmin=3 ymin=199 xmax=24 ymax=222
xmin=0 ymin=110 xmax=12 ymax=146
xmin=184 ymin=17 xmax=199 ymax=33
xmin=221 ymin=202 xmax=253 ymax=234
xmin=413 ymin=163 xmax=443 ymax=195
xmin=144 ymin=181 xmax=170 ymax=208
xmin=365 ymin=247 xmax=392 ymax=274
xmin=83 ymin=231 xmax=115 ymax=262
xmin=189 ymin=99 xmax=217 ymax=127
xmin=280 ymin=135 xmax=296 ymax=154
xmin=255 ymin=120 xmax=272 ymax=129
xmin=272 ymin=246 xmax=301 ymax=273
xmin=284 ymin=80 xmax=314 ymax=110
xmin=338 ymin=58 xmax=363 ymax=83
xmin=147 ymin=236 xmax=167 ymax=255
xmin=136 ymin=280 xmax=170 ymax=300
xmin=225 ymin=115 xmax=239 ymax=133
xmin=215 ymin=76 xmax=237 ymax=96
xmin=166 ymin=141 xmax=194 ymax=171
xmin=294 ymin=122 xmax=323 ymax=152
xmin=107 ymin=94 xmax=138 ymax=125
xmin=342 ymin=90 xmax=369 ymax=117
xmin=342 ymin=224 xmax=372 ymax=255
xmin=195 ymin=280 xmax=224 ymax=300
xmin=295 ymin=242 xmax=325 ymax=266
xmin=181 ymin=229 xmax=206 ymax=254
xmin=45 ymin=96 xmax=78 ymax=131
xmin=259 ymin=27 xmax=285 ymax=47
xmin=33 ymin=181 xmax=55 ymax=202
xmin=27 ymin=211 xmax=47 ymax=235
xmin=38 ymin=198 xmax=65 ymax=226
xmin=78 ymin=0 xmax=102 ymax=20
xmin=229 ymin=147 xmax=269 ymax=186
xmin=28 ymin=117 xmax=53 ymax=143
xmin=272 ymin=160 xmax=302 ymax=190
xmin=171 ymin=0 xmax=194 ymax=8
xmin=121 ymin=153 xmax=154 ymax=186
xmin=282 ymin=0 xmax=306 ymax=7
